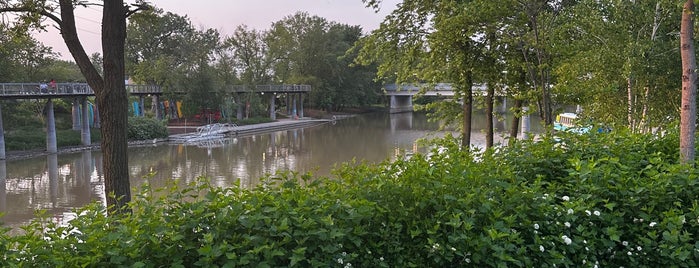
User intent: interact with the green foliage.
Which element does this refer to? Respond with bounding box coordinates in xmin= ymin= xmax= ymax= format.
xmin=127 ymin=116 xmax=168 ymax=141
xmin=1 ymin=130 xmax=697 ymax=266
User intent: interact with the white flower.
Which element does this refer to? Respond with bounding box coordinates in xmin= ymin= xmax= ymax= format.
xmin=562 ymin=196 xmax=570 ymax=201
xmin=593 ymin=210 xmax=601 ymax=216
xmin=567 ymin=208 xmax=574 ymax=215
xmin=583 ymin=240 xmax=587 ymax=244
xmin=562 ymin=235 xmax=572 ymax=245
xmin=637 ymin=246 xmax=642 ymax=251
xmin=583 ymin=260 xmax=587 ymax=264
xmin=450 ymin=247 xmax=456 ymax=251
xmin=540 ymin=245 xmax=545 ymax=252
xmin=585 ymin=210 xmax=591 ymax=216
xmin=627 ymin=251 xmax=632 ymax=256
xmin=622 ymin=241 xmax=628 ymax=246
xmin=379 ymin=257 xmax=384 ymax=261
xmin=564 ymin=222 xmax=571 ymax=228
xmin=649 ymin=222 xmax=657 ymax=227
xmin=337 ymin=258 xmax=344 ymax=264
xmin=432 ymin=243 xmax=440 ymax=249
xmin=534 ymin=223 xmax=540 ymax=230
xmin=344 ymin=263 xmax=352 ymax=268
xmin=465 ymin=258 xmax=471 ymax=263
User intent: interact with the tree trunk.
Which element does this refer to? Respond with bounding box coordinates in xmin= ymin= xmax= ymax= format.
xmin=100 ymin=0 xmax=131 ymax=212
xmin=461 ymin=71 xmax=473 ymax=149
xmin=680 ymin=0 xmax=696 ymax=164
xmin=508 ymin=99 xmax=523 ymax=146
xmin=627 ymin=76 xmax=634 ymax=130
xmin=59 ymin=0 xmax=131 ymax=212
xmin=485 ymin=82 xmax=494 ymax=148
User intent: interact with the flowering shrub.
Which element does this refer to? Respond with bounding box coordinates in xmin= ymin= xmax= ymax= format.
xmin=0 ymin=128 xmax=697 ymax=267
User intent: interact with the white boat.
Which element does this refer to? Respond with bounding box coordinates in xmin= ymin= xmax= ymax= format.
xmin=554 ymin=113 xmax=590 ymax=134
xmin=170 ymin=123 xmax=236 ymax=143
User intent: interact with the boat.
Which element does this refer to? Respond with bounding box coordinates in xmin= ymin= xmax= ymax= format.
xmin=170 ymin=123 xmax=236 ymax=143
xmin=554 ymin=113 xmax=590 ymax=134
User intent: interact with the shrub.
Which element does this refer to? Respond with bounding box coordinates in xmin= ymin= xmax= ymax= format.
xmin=1 ymin=129 xmax=698 ymax=267
xmin=127 ymin=116 xmax=168 ymax=141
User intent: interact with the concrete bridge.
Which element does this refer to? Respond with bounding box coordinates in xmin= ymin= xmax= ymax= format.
xmin=384 ymin=83 xmax=500 ymax=113
xmin=0 ymin=82 xmax=311 ymax=160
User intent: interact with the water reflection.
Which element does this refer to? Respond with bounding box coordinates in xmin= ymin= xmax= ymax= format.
xmin=0 ymin=112 xmax=541 ymax=230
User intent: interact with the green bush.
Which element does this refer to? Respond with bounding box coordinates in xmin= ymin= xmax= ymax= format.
xmin=127 ymin=116 xmax=168 ymax=141
xmin=1 ymin=129 xmax=698 ymax=267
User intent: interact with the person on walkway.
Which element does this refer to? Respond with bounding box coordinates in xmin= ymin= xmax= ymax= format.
xmin=39 ymin=81 xmax=48 ymax=93
xmin=49 ymin=79 xmax=57 ymax=93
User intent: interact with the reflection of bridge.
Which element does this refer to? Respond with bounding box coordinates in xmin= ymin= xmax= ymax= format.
xmin=0 ymin=83 xmax=311 ymax=160
xmin=384 ymin=83 xmax=496 ymax=113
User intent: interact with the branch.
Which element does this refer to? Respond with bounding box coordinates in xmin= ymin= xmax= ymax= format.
xmin=125 ymin=2 xmax=151 ymax=18
xmin=0 ymin=6 xmax=63 ymax=26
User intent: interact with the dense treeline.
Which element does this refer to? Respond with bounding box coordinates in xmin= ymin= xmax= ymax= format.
xmin=125 ymin=8 xmax=381 ymax=118
xmin=356 ymin=0 xmax=688 ymax=148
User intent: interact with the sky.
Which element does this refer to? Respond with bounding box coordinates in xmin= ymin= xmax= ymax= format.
xmin=33 ymin=0 xmax=401 ymax=61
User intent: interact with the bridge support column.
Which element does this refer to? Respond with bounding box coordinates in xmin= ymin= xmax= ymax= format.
xmin=152 ymin=95 xmax=160 ymax=119
xmin=269 ymin=93 xmax=276 ymax=120
xmin=522 ymin=106 xmax=531 ymax=139
xmin=0 ymin=103 xmax=5 ymax=160
xmin=389 ymin=95 xmax=413 ymax=113
xmin=299 ymin=94 xmax=304 ymax=118
xmin=286 ymin=94 xmax=291 ymax=115
xmin=46 ymin=99 xmax=57 ymax=154
xmin=72 ymin=98 xmax=80 ymax=130
xmin=292 ymin=94 xmax=297 ymax=119
xmin=81 ymin=97 xmax=91 ymax=146
xmin=138 ymin=96 xmax=145 ymax=117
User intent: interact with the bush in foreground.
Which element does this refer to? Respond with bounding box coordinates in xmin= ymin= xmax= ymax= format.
xmin=0 ymin=129 xmax=697 ymax=267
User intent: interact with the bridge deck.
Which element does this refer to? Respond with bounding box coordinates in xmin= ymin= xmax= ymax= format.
xmin=0 ymin=83 xmax=311 ymax=100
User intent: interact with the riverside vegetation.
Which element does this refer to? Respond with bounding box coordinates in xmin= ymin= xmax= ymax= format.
xmin=0 ymin=126 xmax=697 ymax=267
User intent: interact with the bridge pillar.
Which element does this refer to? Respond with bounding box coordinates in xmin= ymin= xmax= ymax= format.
xmin=138 ymin=96 xmax=145 ymax=117
xmin=46 ymin=99 xmax=57 ymax=154
xmin=299 ymin=94 xmax=304 ymax=118
xmin=152 ymin=95 xmax=160 ymax=119
xmin=291 ymin=94 xmax=299 ymax=119
xmin=521 ymin=106 xmax=531 ymax=139
xmin=269 ymin=93 xmax=276 ymax=120
xmin=81 ymin=97 xmax=91 ymax=146
xmin=0 ymin=103 xmax=5 ymax=160
xmin=286 ymin=94 xmax=291 ymax=115
xmin=389 ymin=95 xmax=413 ymax=113
xmin=72 ymin=98 xmax=80 ymax=130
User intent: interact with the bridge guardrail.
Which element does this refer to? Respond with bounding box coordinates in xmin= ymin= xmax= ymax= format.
xmin=0 ymin=83 xmax=311 ymax=96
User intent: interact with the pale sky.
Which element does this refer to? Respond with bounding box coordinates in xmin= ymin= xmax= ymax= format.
xmin=33 ymin=0 xmax=400 ymax=61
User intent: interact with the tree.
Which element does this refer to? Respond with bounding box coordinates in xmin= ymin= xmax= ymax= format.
xmin=679 ymin=0 xmax=696 ymax=164
xmin=126 ymin=7 xmax=221 ymax=118
xmin=267 ymin=12 xmax=379 ymax=111
xmin=1 ymin=0 xmax=149 ymax=213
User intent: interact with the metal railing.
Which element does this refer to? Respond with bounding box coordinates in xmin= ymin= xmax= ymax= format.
xmin=0 ymin=83 xmax=163 ymax=96
xmin=226 ymin=84 xmax=311 ymax=93
xmin=0 ymin=83 xmax=311 ymax=96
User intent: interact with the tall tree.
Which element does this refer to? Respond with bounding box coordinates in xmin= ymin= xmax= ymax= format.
xmin=1 ymin=0 xmax=149 ymax=213
xmin=679 ymin=0 xmax=696 ymax=164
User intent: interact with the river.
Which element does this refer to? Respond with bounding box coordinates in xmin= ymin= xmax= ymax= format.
xmin=0 ymin=112 xmax=541 ymax=230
